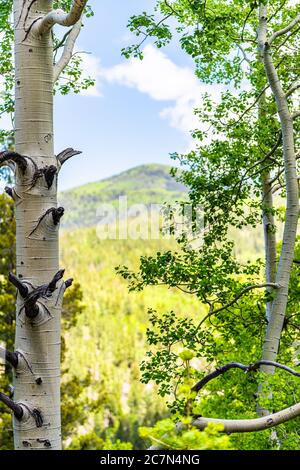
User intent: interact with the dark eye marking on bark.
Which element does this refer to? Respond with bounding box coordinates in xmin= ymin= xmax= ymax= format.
xmin=30 ymin=164 xmax=57 ymax=189
xmin=16 ymin=0 xmax=27 ymax=27
xmin=37 ymin=438 xmax=51 ymax=448
xmin=22 ymin=441 xmax=32 ymax=448
xmin=28 ymin=207 xmax=64 ymax=239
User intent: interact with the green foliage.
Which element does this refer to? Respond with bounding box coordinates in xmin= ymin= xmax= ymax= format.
xmin=118 ymin=0 xmax=300 ymax=450
xmin=68 ymin=433 xmax=133 ymax=451
xmin=139 ymin=419 xmax=232 ymax=450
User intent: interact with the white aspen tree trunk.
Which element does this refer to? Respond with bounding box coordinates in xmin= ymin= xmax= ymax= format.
xmin=12 ymin=0 xmax=62 ymax=450
xmin=0 ymin=0 xmax=87 ymax=450
xmin=258 ymin=3 xmax=299 ymax=376
xmin=262 ymin=174 xmax=277 ymax=322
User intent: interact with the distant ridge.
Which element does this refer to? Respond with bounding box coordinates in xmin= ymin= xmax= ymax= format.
xmin=59 ymin=164 xmax=187 ymax=229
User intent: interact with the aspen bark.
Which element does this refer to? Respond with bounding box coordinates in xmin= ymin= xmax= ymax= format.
xmin=258 ymin=3 xmax=299 ymax=374
xmin=10 ymin=0 xmax=66 ymax=450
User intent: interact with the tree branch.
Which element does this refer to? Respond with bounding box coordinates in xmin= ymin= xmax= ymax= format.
xmin=192 ymin=403 xmax=300 ymax=433
xmin=0 ymin=392 xmax=23 ymax=420
xmin=197 ymin=283 xmax=278 ymax=330
xmin=53 ymin=19 xmax=82 ymax=82
xmin=285 ymin=82 xmax=300 ymax=98
xmin=149 ymin=402 xmax=300 ymax=449
xmin=32 ymin=0 xmax=87 ymax=35
xmin=0 ymin=346 xmax=19 ymax=369
xmin=8 ymin=272 xmax=29 ymax=298
xmin=56 ymin=147 xmax=82 ymax=166
xmin=0 ymin=151 xmax=28 ymax=174
xmin=269 ymin=13 xmax=300 ymax=45
xmin=22 ymin=269 xmax=65 ymax=319
xmin=192 ymin=360 xmax=300 ymax=393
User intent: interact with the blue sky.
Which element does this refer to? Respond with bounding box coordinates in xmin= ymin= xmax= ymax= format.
xmin=0 ymin=1 xmax=222 ymax=192
xmin=55 ymin=0 xmax=218 ymax=191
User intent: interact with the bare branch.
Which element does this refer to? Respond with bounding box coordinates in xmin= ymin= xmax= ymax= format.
xmin=56 ymin=147 xmax=82 ymax=166
xmin=32 ymin=0 xmax=87 ymax=35
xmin=197 ymin=283 xmax=278 ymax=330
xmin=0 ymin=392 xmax=23 ymax=420
xmin=8 ymin=272 xmax=29 ymax=298
xmin=192 ymin=403 xmax=300 ymax=433
xmin=192 ymin=360 xmax=300 ymax=393
xmin=0 ymin=346 xmax=18 ymax=369
xmin=0 ymin=151 xmax=28 ymax=174
xmin=285 ymin=82 xmax=300 ymax=98
xmin=48 ymin=269 xmax=65 ymax=293
xmin=21 ymin=269 xmax=65 ymax=319
xmin=269 ymin=13 xmax=300 ymax=45
xmin=65 ymin=278 xmax=74 ymax=289
xmin=149 ymin=402 xmax=300 ymax=449
xmin=54 ymin=19 xmax=82 ymax=82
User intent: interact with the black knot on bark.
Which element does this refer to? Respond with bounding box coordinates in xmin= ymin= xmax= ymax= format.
xmin=22 ymin=269 xmax=65 ymax=319
xmin=65 ymin=278 xmax=74 ymax=289
xmin=52 ymin=207 xmax=64 ymax=225
xmin=4 ymin=186 xmax=14 ymax=199
xmin=44 ymin=165 xmax=57 ymax=189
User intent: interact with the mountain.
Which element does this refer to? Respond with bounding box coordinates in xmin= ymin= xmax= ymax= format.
xmin=59 ymin=164 xmax=187 ymax=229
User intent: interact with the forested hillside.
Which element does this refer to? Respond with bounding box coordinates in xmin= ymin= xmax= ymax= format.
xmin=58 ymin=164 xmax=269 ymax=447
xmin=60 ymin=226 xmax=201 ymax=448
xmin=59 ymin=164 xmax=186 ymax=229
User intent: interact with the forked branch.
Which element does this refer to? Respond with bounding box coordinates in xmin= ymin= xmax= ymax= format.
xmin=192 ymin=360 xmax=300 ymax=393
xmin=21 ymin=269 xmax=65 ymax=319
xmin=32 ymin=0 xmax=87 ymax=35
xmin=269 ymin=13 xmax=300 ymax=45
xmin=8 ymin=272 xmax=29 ymax=298
xmin=197 ymin=283 xmax=278 ymax=330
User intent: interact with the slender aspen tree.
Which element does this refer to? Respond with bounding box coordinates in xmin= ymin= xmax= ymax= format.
xmin=118 ymin=0 xmax=300 ymax=447
xmin=0 ymin=0 xmax=89 ymax=450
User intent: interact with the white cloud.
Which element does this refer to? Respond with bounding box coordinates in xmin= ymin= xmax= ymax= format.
xmin=103 ymin=45 xmax=224 ymax=135
xmin=79 ymin=45 xmax=224 ymax=137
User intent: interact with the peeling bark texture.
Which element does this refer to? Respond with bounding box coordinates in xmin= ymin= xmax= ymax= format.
xmin=12 ymin=0 xmax=73 ymax=450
